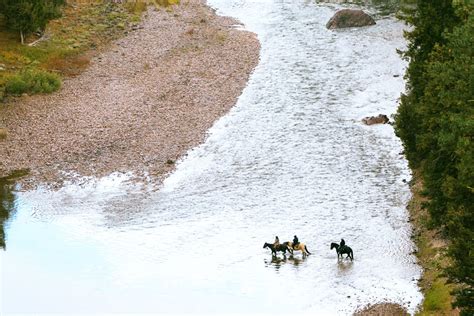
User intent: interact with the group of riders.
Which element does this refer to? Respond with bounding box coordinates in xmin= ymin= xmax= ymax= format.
xmin=274 ymin=235 xmax=291 ymax=249
xmin=267 ymin=234 xmax=354 ymax=261
xmin=269 ymin=235 xmax=353 ymax=260
xmin=273 ymin=235 xmax=304 ymax=249
xmin=273 ymin=235 xmax=347 ymax=252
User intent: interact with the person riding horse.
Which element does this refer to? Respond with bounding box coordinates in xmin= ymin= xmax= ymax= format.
xmin=293 ymin=235 xmax=300 ymax=249
xmin=330 ymin=239 xmax=353 ymax=261
xmin=265 ymin=236 xmax=291 ymax=257
xmin=274 ymin=236 xmax=280 ymax=248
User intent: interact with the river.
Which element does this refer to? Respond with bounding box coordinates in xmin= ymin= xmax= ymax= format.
xmin=1 ymin=0 xmax=422 ymax=314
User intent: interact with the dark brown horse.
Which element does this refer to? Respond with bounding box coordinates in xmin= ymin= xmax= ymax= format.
xmin=331 ymin=242 xmax=354 ymax=261
xmin=263 ymin=242 xmax=293 ymax=256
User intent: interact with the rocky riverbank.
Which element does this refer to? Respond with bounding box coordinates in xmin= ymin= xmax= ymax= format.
xmin=0 ymin=0 xmax=260 ymax=188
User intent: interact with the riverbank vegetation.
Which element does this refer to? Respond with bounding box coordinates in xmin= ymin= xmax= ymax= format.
xmin=0 ymin=170 xmax=27 ymax=249
xmin=0 ymin=1 xmax=177 ymax=100
xmin=395 ymin=1 xmax=473 ymax=315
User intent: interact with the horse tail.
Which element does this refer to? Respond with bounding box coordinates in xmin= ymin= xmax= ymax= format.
xmin=350 ymin=249 xmax=354 ymax=261
xmin=305 ymin=245 xmax=311 ymax=255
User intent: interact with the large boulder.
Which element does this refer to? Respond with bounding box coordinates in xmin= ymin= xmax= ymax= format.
xmin=326 ymin=9 xmax=376 ymax=29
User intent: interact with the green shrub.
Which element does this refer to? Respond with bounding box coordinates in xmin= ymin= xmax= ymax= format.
xmin=4 ymin=75 xmax=28 ymax=95
xmin=0 ymin=0 xmax=65 ymax=44
xmin=5 ymin=68 xmax=61 ymax=95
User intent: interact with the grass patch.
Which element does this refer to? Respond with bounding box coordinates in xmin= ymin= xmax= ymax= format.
xmin=423 ymin=279 xmax=453 ymax=314
xmin=156 ymin=0 xmax=180 ymax=7
xmin=124 ymin=1 xmax=148 ymax=18
xmin=4 ymin=68 xmax=61 ymax=95
xmin=407 ymin=171 xmax=459 ymax=315
xmin=0 ymin=1 xmax=153 ymax=101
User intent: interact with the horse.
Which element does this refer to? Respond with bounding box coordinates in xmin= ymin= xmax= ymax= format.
xmin=330 ymin=242 xmax=354 ymax=261
xmin=286 ymin=241 xmax=311 ymax=257
xmin=263 ymin=242 xmax=293 ymax=256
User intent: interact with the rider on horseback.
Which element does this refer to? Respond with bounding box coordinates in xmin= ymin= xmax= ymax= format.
xmin=293 ymin=235 xmax=299 ymax=249
xmin=340 ymin=238 xmax=345 ymax=250
xmin=274 ymin=236 xmax=280 ymax=248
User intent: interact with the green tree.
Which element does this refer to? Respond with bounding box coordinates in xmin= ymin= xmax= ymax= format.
xmin=419 ymin=8 xmax=474 ymax=224
xmin=395 ymin=1 xmax=473 ymax=314
xmin=424 ymin=10 xmax=474 ymax=314
xmin=395 ymin=0 xmax=460 ymax=166
xmin=0 ymin=0 xmax=65 ymax=44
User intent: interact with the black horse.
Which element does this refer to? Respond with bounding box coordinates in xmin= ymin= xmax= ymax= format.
xmin=330 ymin=242 xmax=354 ymax=261
xmin=263 ymin=242 xmax=293 ymax=256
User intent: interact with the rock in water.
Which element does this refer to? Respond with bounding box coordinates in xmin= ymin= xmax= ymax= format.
xmin=326 ymin=9 xmax=376 ymax=29
xmin=362 ymin=114 xmax=389 ymax=125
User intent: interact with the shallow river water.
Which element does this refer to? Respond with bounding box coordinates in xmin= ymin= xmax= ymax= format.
xmin=1 ymin=0 xmax=423 ymax=314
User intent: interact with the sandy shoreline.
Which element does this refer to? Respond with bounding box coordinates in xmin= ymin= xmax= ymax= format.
xmin=0 ymin=0 xmax=260 ymax=188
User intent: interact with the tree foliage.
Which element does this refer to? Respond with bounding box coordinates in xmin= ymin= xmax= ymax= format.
xmin=396 ymin=0 xmax=460 ymax=166
xmin=0 ymin=0 xmax=65 ymax=43
xmin=395 ymin=1 xmax=473 ymax=314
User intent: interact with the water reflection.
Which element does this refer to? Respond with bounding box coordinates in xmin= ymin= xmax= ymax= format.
xmin=0 ymin=170 xmax=27 ymax=249
xmin=264 ymin=254 xmax=306 ymax=271
xmin=337 ymin=260 xmax=355 ymax=276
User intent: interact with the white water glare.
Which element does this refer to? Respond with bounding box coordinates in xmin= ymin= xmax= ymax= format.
xmin=1 ymin=0 xmax=422 ymax=314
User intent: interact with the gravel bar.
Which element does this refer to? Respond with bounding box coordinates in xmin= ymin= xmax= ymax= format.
xmin=0 ymin=0 xmax=260 ymax=188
